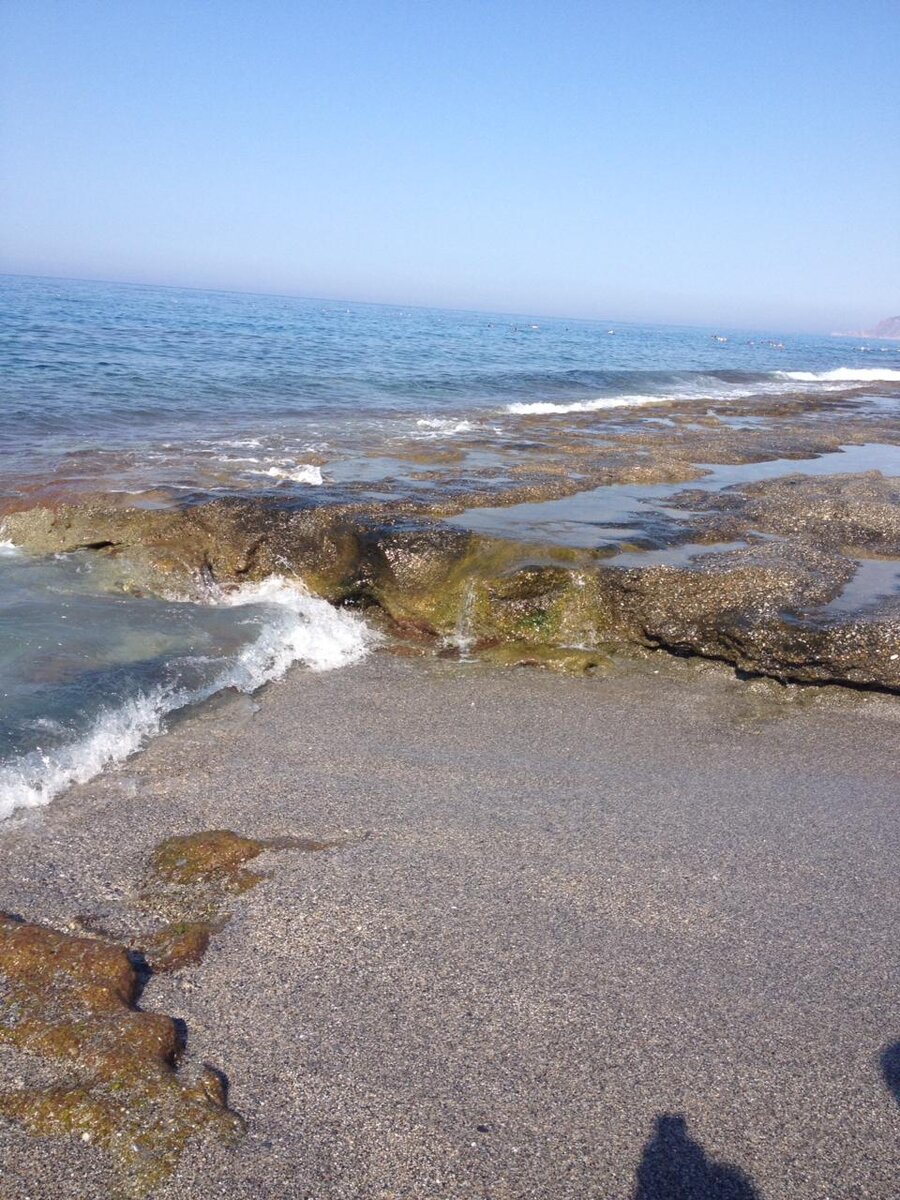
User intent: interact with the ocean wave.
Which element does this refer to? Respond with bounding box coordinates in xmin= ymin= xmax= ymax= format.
xmin=0 ymin=688 xmax=174 ymax=823
xmin=506 ymin=394 xmax=670 ymax=415
xmin=248 ymin=463 xmax=324 ymax=484
xmin=217 ymin=576 xmax=374 ymax=674
xmin=0 ymin=540 xmax=23 ymax=557
xmin=505 ymin=366 xmax=900 ymax=416
xmin=777 ymin=368 xmax=900 ymax=383
xmin=0 ymin=577 xmax=374 ymax=820
xmin=415 ymin=417 xmax=474 ymax=436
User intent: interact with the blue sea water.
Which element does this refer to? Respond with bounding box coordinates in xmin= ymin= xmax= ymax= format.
xmin=2 ymin=273 xmax=899 ymax=820
xmin=4 ymin=273 xmax=899 ymax=487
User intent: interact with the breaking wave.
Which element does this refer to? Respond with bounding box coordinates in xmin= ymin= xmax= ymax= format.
xmin=777 ymin=368 xmax=900 ymax=384
xmin=506 ymin=366 xmax=900 ymax=416
xmin=248 ymin=463 xmax=324 ymax=484
xmin=0 ymin=577 xmax=375 ymax=820
xmin=415 ymin=417 xmax=475 ymax=436
xmin=507 ymin=394 xmax=669 ymax=415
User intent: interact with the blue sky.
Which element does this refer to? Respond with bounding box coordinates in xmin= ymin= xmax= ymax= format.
xmin=1 ymin=1 xmax=897 ymax=330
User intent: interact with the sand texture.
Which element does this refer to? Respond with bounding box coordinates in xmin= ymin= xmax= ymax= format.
xmin=0 ymin=653 xmax=898 ymax=1198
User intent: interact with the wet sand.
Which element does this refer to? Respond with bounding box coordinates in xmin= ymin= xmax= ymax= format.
xmin=0 ymin=652 xmax=898 ymax=1198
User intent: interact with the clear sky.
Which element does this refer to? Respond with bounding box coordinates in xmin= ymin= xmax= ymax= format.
xmin=1 ymin=1 xmax=898 ymax=330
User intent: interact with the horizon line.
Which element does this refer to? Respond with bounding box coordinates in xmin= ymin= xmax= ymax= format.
xmin=0 ymin=269 xmax=850 ymax=338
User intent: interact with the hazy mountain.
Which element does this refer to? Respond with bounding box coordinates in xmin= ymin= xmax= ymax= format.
xmin=840 ymin=315 xmax=900 ymax=339
xmin=868 ymin=316 xmax=900 ymax=339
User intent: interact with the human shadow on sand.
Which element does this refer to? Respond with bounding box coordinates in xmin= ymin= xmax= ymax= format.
xmin=633 ymin=1114 xmax=760 ymax=1200
xmin=880 ymin=1042 xmax=900 ymax=1106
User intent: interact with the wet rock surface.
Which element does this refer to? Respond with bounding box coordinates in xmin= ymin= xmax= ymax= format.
xmin=3 ymin=395 xmax=899 ymax=691
xmin=676 ymin=471 xmax=900 ymax=555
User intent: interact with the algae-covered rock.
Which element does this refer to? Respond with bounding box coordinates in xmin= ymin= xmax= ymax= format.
xmin=474 ymin=566 xmax=613 ymax=648
xmin=149 ymin=829 xmax=268 ymax=892
xmin=143 ymin=830 xmax=345 ymax=914
xmin=138 ymin=920 xmax=219 ymax=973
xmin=357 ymin=526 xmax=614 ymax=651
xmin=0 ymin=829 xmax=349 ymax=1194
xmin=0 ymin=914 xmax=242 ymax=1197
xmin=4 ymin=469 xmax=899 ymax=690
xmin=0 ymin=498 xmax=366 ymax=600
xmin=356 ymin=526 xmax=521 ymax=632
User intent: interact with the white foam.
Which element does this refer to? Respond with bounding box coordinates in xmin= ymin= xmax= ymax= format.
xmin=0 ymin=688 xmax=174 ymax=821
xmin=507 ymin=394 xmax=669 ymax=415
xmin=249 ymin=464 xmax=324 ymax=485
xmin=0 ymin=540 xmax=23 ymax=557
xmin=506 ymin=368 xmax=900 ymax=416
xmin=415 ymin=418 xmax=474 ymax=436
xmin=0 ymin=576 xmax=374 ymax=820
xmin=778 ymin=368 xmax=900 ymax=383
xmin=219 ymin=576 xmax=374 ymax=674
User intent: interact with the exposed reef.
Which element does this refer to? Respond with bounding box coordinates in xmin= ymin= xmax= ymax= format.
xmin=4 ymin=467 xmax=899 ymax=691
xmin=3 ymin=391 xmax=899 ymax=692
xmin=671 ymin=470 xmax=900 ymax=555
xmin=0 ymin=913 xmax=241 ymax=1197
xmin=0 ymin=830 xmax=345 ymax=1196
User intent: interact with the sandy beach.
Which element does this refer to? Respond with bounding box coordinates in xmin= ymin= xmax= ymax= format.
xmin=1 ymin=651 xmax=897 ymax=1198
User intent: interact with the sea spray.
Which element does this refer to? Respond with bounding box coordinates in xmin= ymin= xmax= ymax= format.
xmin=450 ymin=579 xmax=479 ymax=658
xmin=778 ymin=368 xmax=900 ymax=384
xmin=0 ymin=576 xmax=376 ymax=820
xmin=248 ymin=464 xmax=324 ymax=484
xmin=415 ymin=417 xmax=475 ymax=436
xmin=217 ymin=575 xmax=375 ymax=674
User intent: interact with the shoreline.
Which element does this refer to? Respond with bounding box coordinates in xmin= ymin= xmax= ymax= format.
xmin=3 ymin=363 xmax=899 ymax=824
xmin=1 ymin=651 xmax=898 ymax=1196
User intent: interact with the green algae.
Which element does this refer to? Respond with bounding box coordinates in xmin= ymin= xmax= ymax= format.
xmin=362 ymin=529 xmax=615 ymax=652
xmin=148 ymin=829 xmax=268 ymax=892
xmin=0 ymin=913 xmax=242 ymax=1198
xmin=0 ymin=829 xmax=347 ymax=1195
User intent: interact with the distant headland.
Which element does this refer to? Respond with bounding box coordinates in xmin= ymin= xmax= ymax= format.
xmin=836 ymin=315 xmax=900 ymax=340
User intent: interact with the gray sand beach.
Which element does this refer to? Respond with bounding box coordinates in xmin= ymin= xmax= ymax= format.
xmin=0 ymin=652 xmax=898 ymax=1198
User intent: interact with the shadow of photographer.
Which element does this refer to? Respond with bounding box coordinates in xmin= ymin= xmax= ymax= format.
xmin=633 ymin=1113 xmax=759 ymax=1200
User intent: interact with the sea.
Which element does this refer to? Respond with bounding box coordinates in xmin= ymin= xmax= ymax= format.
xmin=2 ymin=273 xmax=899 ymax=820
